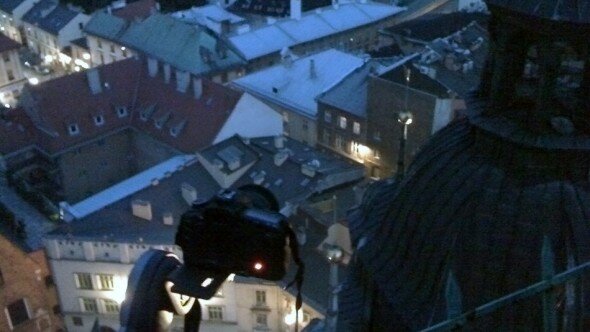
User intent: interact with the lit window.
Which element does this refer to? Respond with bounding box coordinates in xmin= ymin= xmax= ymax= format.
xmin=339 ymin=116 xmax=347 ymax=129
xmin=74 ymin=273 xmax=93 ymax=290
xmin=94 ymin=115 xmax=104 ymax=126
xmin=207 ymin=306 xmax=223 ymax=321
xmin=80 ymin=298 xmax=97 ymax=313
xmin=68 ymin=123 xmax=80 ymax=136
xmin=214 ymin=287 xmax=224 ymax=297
xmin=102 ymin=299 xmax=119 ymax=314
xmin=282 ymin=112 xmax=289 ymax=123
xmin=353 ymin=122 xmax=361 ymax=135
xmin=255 ymin=290 xmax=266 ymax=305
xmin=97 ymin=274 xmax=114 ymax=290
xmin=324 ymin=111 xmax=332 ymax=123
xmin=6 ymin=298 xmax=31 ymax=329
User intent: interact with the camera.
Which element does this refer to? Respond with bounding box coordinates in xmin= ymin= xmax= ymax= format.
xmin=175 ymin=185 xmax=293 ymax=286
xmin=121 ymin=185 xmax=304 ymax=330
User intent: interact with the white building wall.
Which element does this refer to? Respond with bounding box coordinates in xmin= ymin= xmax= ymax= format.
xmin=0 ymin=47 xmax=25 ymax=105
xmin=0 ymin=0 xmax=36 ymax=42
xmin=87 ymin=35 xmax=134 ymax=67
xmin=213 ymin=93 xmax=283 ymax=144
xmin=431 ymin=98 xmax=454 ymax=134
xmin=56 ymin=13 xmax=90 ymax=48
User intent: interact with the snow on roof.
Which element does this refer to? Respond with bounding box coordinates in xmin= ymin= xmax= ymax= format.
xmin=172 ymin=4 xmax=245 ymax=25
xmin=232 ymin=49 xmax=364 ymax=118
xmin=62 ymin=155 xmax=196 ymax=220
xmin=228 ymin=1 xmax=404 ymax=60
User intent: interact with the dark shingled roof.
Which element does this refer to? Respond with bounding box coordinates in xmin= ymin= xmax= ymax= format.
xmin=384 ymin=12 xmax=489 ymax=42
xmin=0 ymin=0 xmax=26 ymax=14
xmin=345 ymin=114 xmax=590 ymax=329
xmin=22 ymin=0 xmax=79 ymax=34
xmin=229 ymin=0 xmax=331 ymax=17
xmin=487 ymin=0 xmax=590 ymax=24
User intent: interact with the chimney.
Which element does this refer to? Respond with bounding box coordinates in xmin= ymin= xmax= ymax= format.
xmin=107 ymin=6 xmax=112 ymax=14
xmin=176 ymin=71 xmax=190 ymax=93
xmin=181 ymin=182 xmax=198 ymax=205
xmin=163 ymin=63 xmax=171 ymax=83
xmin=227 ymin=157 xmax=241 ymax=171
xmin=274 ymin=135 xmax=284 ymax=148
xmin=147 ymin=57 xmax=158 ymax=77
xmin=310 ymin=59 xmax=317 ymax=79
xmin=131 ymin=199 xmax=152 ymax=220
xmin=86 ymin=69 xmax=102 ymax=95
xmin=253 ymin=171 xmax=266 ymax=185
xmin=193 ymin=78 xmax=203 ymax=99
xmin=290 ymin=0 xmax=302 ymax=20
xmin=162 ymin=212 xmax=174 ymax=225
xmin=274 ymin=150 xmax=289 ymax=166
xmin=332 ymin=0 xmax=339 ymax=9
xmin=220 ymin=19 xmax=231 ymax=35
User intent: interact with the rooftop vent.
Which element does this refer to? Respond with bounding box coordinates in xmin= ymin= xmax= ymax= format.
xmin=147 ymin=57 xmax=158 ymax=77
xmin=253 ymin=170 xmax=266 ymax=184
xmin=131 ymin=200 xmax=152 ymax=221
xmin=162 ymin=212 xmax=173 ymax=225
xmin=217 ymin=145 xmax=244 ymax=171
xmin=181 ymin=182 xmax=198 ymax=205
xmin=274 ymin=150 xmax=289 ymax=166
xmin=274 ymin=135 xmax=284 ymax=149
xmin=86 ymin=69 xmax=102 ymax=95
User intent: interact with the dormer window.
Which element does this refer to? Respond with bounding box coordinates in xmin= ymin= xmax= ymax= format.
xmin=94 ymin=115 xmax=104 ymax=126
xmin=117 ymin=107 xmax=128 ymax=118
xmin=68 ymin=124 xmax=80 ymax=136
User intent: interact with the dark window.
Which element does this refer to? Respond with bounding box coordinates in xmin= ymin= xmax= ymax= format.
xmin=6 ymin=299 xmax=30 ymax=328
xmin=3 ymin=53 xmax=10 ymax=62
xmin=0 ymin=267 xmax=4 ymax=287
xmin=53 ymin=304 xmax=61 ymax=315
xmin=7 ymin=69 xmax=14 ymax=81
xmin=72 ymin=316 xmax=83 ymax=326
xmin=45 ymin=275 xmax=54 ymax=287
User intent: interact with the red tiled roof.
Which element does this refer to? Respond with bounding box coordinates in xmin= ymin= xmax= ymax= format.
xmin=0 ymin=34 xmax=21 ymax=53
xmin=0 ymin=108 xmax=37 ymax=154
xmin=1 ymin=57 xmax=243 ymax=156
xmin=112 ymin=0 xmax=158 ymax=21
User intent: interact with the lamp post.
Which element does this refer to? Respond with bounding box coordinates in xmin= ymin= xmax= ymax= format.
xmin=324 ymin=244 xmax=343 ymax=332
xmin=396 ymin=111 xmax=413 ymax=179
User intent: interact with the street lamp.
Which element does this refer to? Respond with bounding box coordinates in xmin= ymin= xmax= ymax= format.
xmin=324 ymin=244 xmax=343 ymax=332
xmin=396 ymin=111 xmax=413 ymax=179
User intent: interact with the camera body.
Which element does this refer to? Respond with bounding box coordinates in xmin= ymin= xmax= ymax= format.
xmin=175 ymin=185 xmax=290 ymax=281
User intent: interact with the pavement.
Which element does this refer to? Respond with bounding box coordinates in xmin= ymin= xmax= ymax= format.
xmin=0 ymin=180 xmax=58 ymax=252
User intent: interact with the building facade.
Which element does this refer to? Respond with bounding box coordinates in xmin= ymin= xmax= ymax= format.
xmin=0 ymin=0 xmax=36 ymax=43
xmin=0 ymin=34 xmax=25 ymax=106
xmin=21 ymin=0 xmax=89 ymax=67
xmin=0 ymin=235 xmax=63 ymax=332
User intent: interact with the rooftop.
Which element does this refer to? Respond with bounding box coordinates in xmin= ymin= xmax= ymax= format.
xmin=118 ymin=13 xmax=245 ymax=75
xmin=228 ymin=0 xmax=331 ymax=17
xmin=227 ymin=1 xmax=404 ymax=60
xmin=383 ymin=12 xmax=489 ymax=42
xmin=111 ymin=0 xmax=158 ymax=21
xmin=172 ymin=4 xmax=245 ymax=33
xmin=22 ymin=0 xmax=81 ymax=34
xmin=0 ymin=0 xmax=27 ymax=14
xmin=318 ymin=60 xmax=389 ymax=119
xmin=232 ymin=49 xmax=365 ymax=118
xmin=50 ymin=135 xmax=364 ymax=244
xmin=2 ymin=57 xmax=243 ymax=157
xmin=487 ymin=0 xmax=590 ymax=24
xmin=84 ymin=11 xmax=128 ymax=41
